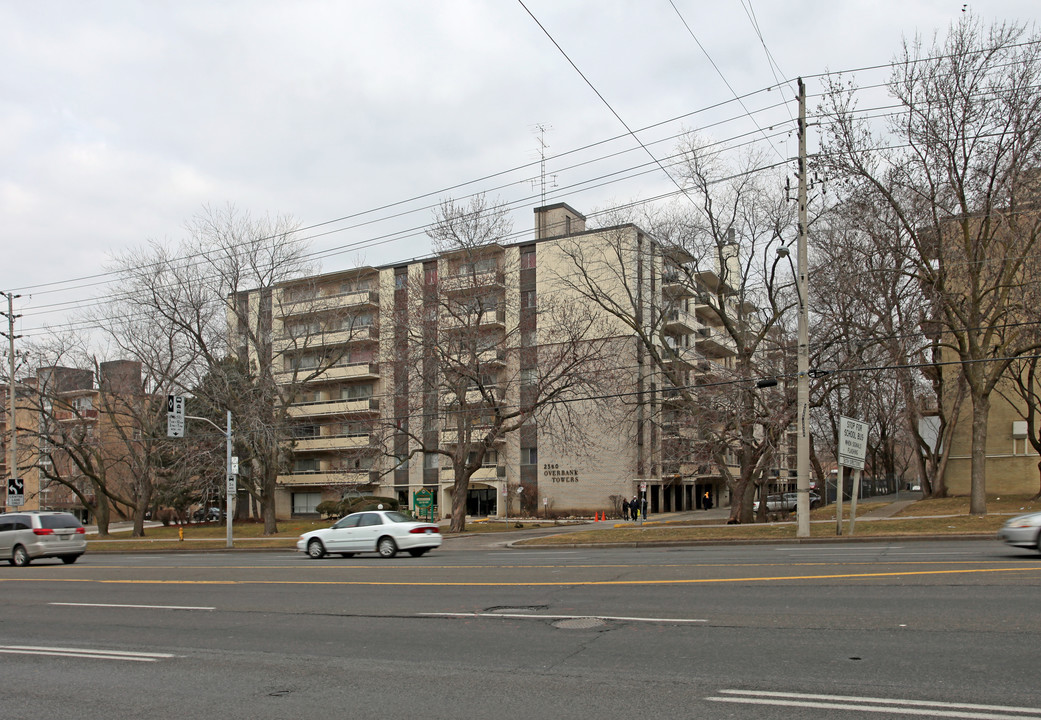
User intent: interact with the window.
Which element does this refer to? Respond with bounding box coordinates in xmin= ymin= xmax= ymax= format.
xmin=287 ymin=354 xmax=320 ymax=371
xmin=292 ymin=424 xmax=320 ymax=438
xmin=292 ymin=492 xmax=321 ymax=514
xmin=467 ymin=449 xmax=498 ymax=467
xmin=395 ymin=270 xmax=408 ymax=290
xmin=358 ymin=513 xmax=383 ymax=527
xmin=521 ymin=290 xmax=537 ymax=309
xmin=520 ymin=247 xmax=536 ymax=269
xmin=294 ymin=458 xmax=319 ymax=472
xmin=341 ymin=277 xmax=372 ymax=293
xmin=520 ymin=368 xmax=536 ymax=386
xmin=521 ymin=447 xmax=538 ymax=465
xmin=341 ymin=383 xmax=373 ymax=400
xmin=425 ymin=266 xmax=438 ymax=285
xmin=424 ymin=453 xmax=440 ymax=469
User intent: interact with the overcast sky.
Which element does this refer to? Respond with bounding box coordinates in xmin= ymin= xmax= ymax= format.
xmin=2 ymin=1 xmax=1036 ymax=338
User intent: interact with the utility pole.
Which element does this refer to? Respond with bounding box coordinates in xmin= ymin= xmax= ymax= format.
xmin=795 ymin=78 xmax=811 ymax=538
xmin=1 ymin=292 xmax=21 ymax=507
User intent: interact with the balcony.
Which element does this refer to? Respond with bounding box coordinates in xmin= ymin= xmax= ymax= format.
xmin=274 ymin=324 xmax=379 ymax=351
xmin=664 ymin=308 xmax=700 ymax=334
xmin=276 ymin=469 xmax=376 ymax=487
xmin=291 ymin=433 xmax=373 ymax=452
xmin=442 ymin=307 xmax=507 ymax=331
xmin=277 ymin=362 xmax=380 ymax=384
xmin=53 ymin=409 xmax=99 ymax=421
xmin=662 ymin=272 xmax=695 ymax=298
xmin=662 ymin=344 xmax=705 ymax=369
xmin=439 ymin=464 xmax=504 ymax=483
xmin=438 ymin=427 xmax=505 ymax=446
xmin=280 ymin=289 xmax=379 ymax=317
xmin=440 ymin=268 xmax=506 ymax=293
xmin=477 ymin=348 xmax=507 ymax=366
xmin=288 ymin=397 xmax=379 ymax=418
xmin=695 ymin=326 xmax=736 ymax=357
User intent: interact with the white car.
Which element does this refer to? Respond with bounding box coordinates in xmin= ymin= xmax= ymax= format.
xmin=998 ymin=511 xmax=1041 ymax=552
xmin=297 ymin=510 xmax=442 ymax=559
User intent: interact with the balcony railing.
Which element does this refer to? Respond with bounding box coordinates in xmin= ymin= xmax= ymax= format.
xmin=291 ymin=433 xmax=374 ymax=452
xmin=280 ymin=289 xmax=379 ymax=316
xmin=288 ymin=397 xmax=379 ymax=418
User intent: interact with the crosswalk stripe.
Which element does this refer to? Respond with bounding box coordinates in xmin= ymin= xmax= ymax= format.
xmin=710 ymin=690 xmax=1041 ymax=719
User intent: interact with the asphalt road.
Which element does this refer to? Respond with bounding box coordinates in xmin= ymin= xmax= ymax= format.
xmin=2 ymin=539 xmax=1039 ymax=719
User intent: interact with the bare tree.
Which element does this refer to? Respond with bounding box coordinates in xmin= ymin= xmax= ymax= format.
xmin=555 ymin=138 xmax=798 ymax=523
xmin=108 ymin=204 xmax=331 ymax=534
xmin=381 ymin=196 xmax=616 ymax=532
xmin=819 ymin=15 xmax=1041 ymax=514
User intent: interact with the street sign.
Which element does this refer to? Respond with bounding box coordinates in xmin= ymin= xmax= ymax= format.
xmin=7 ymin=477 xmax=24 ymax=507
xmin=167 ymin=395 xmax=185 ymax=438
xmin=838 ymin=416 xmax=867 ymax=470
xmin=227 ymin=476 xmax=236 ymax=495
xmin=231 ymin=456 xmax=239 ymax=476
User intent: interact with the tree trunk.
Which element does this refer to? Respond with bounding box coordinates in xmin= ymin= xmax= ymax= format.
xmin=94 ymin=491 xmax=111 ymax=537
xmin=449 ymin=467 xmax=471 ymax=533
xmin=969 ymin=391 xmax=990 ymax=515
xmin=1034 ymin=457 xmax=1041 ymax=501
xmin=131 ymin=472 xmax=151 ymax=537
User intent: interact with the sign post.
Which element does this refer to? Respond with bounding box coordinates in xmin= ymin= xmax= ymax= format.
xmin=837 ymin=416 xmax=868 ymax=535
xmin=169 ymin=399 xmax=235 ymax=548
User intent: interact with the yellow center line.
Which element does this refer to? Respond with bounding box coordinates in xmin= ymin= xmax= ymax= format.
xmin=21 ymin=559 xmax=1017 ymax=571
xmin=1 ymin=566 xmax=1038 ymax=587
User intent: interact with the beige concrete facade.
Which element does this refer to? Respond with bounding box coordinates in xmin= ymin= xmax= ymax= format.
xmin=236 ymin=203 xmax=741 ymax=519
xmin=944 ymin=379 xmax=1041 ymax=495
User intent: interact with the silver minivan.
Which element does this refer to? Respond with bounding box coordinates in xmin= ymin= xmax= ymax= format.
xmin=0 ymin=511 xmax=87 ymax=566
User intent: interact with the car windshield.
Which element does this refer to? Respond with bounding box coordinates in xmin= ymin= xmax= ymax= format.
xmin=384 ymin=511 xmax=414 ymax=523
xmin=40 ymin=514 xmax=82 ymax=529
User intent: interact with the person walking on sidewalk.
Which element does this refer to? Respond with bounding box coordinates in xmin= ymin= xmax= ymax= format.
xmin=630 ymin=496 xmax=640 ymax=521
xmin=703 ymin=491 xmax=713 ymax=511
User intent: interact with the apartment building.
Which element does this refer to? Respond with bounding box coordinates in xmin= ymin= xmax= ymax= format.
xmin=3 ymin=361 xmax=144 ymax=519
xmin=237 ymin=203 xmax=743 ymax=519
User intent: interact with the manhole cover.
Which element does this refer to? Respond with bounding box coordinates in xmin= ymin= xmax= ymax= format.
xmin=553 ymin=617 xmax=606 ymax=630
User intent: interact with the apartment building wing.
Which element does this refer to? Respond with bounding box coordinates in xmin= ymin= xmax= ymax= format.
xmin=4 ymin=361 xmax=145 ymax=519
xmin=235 ymin=201 xmax=743 ymax=520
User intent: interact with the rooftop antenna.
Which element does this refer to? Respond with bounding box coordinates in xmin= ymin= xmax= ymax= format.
xmin=530 ymin=123 xmax=557 ymax=207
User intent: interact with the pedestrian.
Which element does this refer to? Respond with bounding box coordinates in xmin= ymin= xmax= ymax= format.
xmin=703 ymin=491 xmax=713 ymax=511
xmin=630 ymin=496 xmax=639 ymax=521
xmin=621 ymin=498 xmax=630 ymax=521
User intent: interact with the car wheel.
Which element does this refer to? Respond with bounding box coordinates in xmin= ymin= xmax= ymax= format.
xmin=1035 ymin=529 xmax=1041 ymax=553
xmin=307 ymin=539 xmax=326 ymax=559
xmin=339 ymin=553 xmax=355 ymax=558
xmin=60 ymin=555 xmax=80 ymax=564
xmin=408 ymin=548 xmax=428 ymax=557
xmin=377 ymin=536 xmax=397 ymax=558
xmin=12 ymin=545 xmax=30 ymax=567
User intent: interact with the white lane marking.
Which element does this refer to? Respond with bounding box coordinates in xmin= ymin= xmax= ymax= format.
xmin=711 ymin=690 xmax=1041 ymax=719
xmin=0 ymin=645 xmax=176 ymax=662
xmin=49 ymin=602 xmax=215 ymax=611
xmin=420 ymin=612 xmax=706 ymax=623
